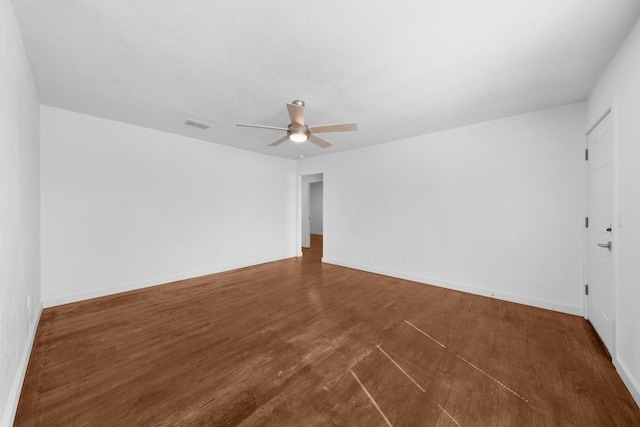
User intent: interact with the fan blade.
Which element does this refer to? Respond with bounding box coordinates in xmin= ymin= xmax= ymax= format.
xmin=308 ymin=134 xmax=332 ymax=149
xmin=287 ymin=103 xmax=305 ymax=126
xmin=268 ymin=135 xmax=290 ymax=147
xmin=307 ymin=123 xmax=358 ymax=133
xmin=236 ymin=123 xmax=289 ymax=131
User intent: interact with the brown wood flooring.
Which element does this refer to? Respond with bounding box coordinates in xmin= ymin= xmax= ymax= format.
xmin=16 ymin=234 xmax=640 ymax=426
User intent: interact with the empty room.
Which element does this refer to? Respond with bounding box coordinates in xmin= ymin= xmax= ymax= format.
xmin=3 ymin=1 xmax=640 ymax=425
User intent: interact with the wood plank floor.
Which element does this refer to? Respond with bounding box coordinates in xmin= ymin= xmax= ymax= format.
xmin=16 ymin=235 xmax=640 ymax=426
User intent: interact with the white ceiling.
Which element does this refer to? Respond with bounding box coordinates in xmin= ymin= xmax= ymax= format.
xmin=11 ymin=1 xmax=640 ymax=160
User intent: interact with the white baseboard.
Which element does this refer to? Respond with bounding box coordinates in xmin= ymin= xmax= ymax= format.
xmin=1 ymin=304 xmax=42 ymax=427
xmin=43 ymin=253 xmax=297 ymax=308
xmin=615 ymin=357 xmax=640 ymax=409
xmin=322 ymin=258 xmax=583 ymax=316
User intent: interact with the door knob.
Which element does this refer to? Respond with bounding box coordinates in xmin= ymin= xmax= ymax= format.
xmin=598 ymin=241 xmax=612 ymax=251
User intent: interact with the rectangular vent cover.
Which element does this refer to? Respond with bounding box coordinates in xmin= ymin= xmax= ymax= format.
xmin=185 ymin=119 xmax=213 ymax=129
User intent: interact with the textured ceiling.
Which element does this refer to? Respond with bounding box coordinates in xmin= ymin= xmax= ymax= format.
xmin=11 ymin=0 xmax=640 ymax=159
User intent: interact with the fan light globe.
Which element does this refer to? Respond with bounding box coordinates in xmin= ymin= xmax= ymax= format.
xmin=289 ymin=132 xmax=308 ymax=143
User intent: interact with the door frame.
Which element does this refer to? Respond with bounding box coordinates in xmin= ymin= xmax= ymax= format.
xmin=297 ymin=173 xmax=324 ymax=255
xmin=584 ymin=104 xmax=619 ymax=358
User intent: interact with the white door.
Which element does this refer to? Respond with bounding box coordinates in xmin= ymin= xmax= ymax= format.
xmin=587 ymin=112 xmax=615 ymax=354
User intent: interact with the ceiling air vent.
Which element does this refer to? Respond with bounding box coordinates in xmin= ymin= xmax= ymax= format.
xmin=185 ymin=119 xmax=213 ymax=130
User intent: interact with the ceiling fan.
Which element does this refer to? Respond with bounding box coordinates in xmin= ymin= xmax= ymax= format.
xmin=236 ymin=100 xmax=358 ymax=148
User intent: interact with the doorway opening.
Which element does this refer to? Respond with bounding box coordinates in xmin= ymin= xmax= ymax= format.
xmin=300 ymin=173 xmax=323 ymax=259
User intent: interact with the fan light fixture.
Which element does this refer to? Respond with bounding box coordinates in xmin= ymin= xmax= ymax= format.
xmin=289 ymin=132 xmax=308 ymax=143
xmin=236 ymin=99 xmax=358 ymax=149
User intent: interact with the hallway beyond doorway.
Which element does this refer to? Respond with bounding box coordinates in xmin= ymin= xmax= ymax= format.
xmin=302 ymin=234 xmax=323 ymax=261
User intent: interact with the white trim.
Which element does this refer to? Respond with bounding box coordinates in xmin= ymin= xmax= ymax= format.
xmin=582 ymin=116 xmax=589 ymax=320
xmin=296 ymin=175 xmax=302 ymax=253
xmin=614 ymin=358 xmax=640 ymax=409
xmin=322 ymin=258 xmax=583 ymax=316
xmin=299 ymin=173 xmax=324 ymax=251
xmin=585 ymin=107 xmax=612 ymax=135
xmin=611 ymin=96 xmax=621 ymax=366
xmin=43 ymin=253 xmax=297 ymax=307
xmin=1 ymin=304 xmax=43 ymax=427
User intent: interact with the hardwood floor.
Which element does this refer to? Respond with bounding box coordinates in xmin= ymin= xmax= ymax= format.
xmin=16 ymin=234 xmax=640 ymax=426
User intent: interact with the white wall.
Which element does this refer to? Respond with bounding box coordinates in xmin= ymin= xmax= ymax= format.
xmin=310 ymin=182 xmax=323 ymax=235
xmin=299 ymin=103 xmax=586 ymax=315
xmin=587 ymin=17 xmax=640 ymax=406
xmin=41 ymin=106 xmax=297 ymax=306
xmin=0 ymin=0 xmax=41 ymax=424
